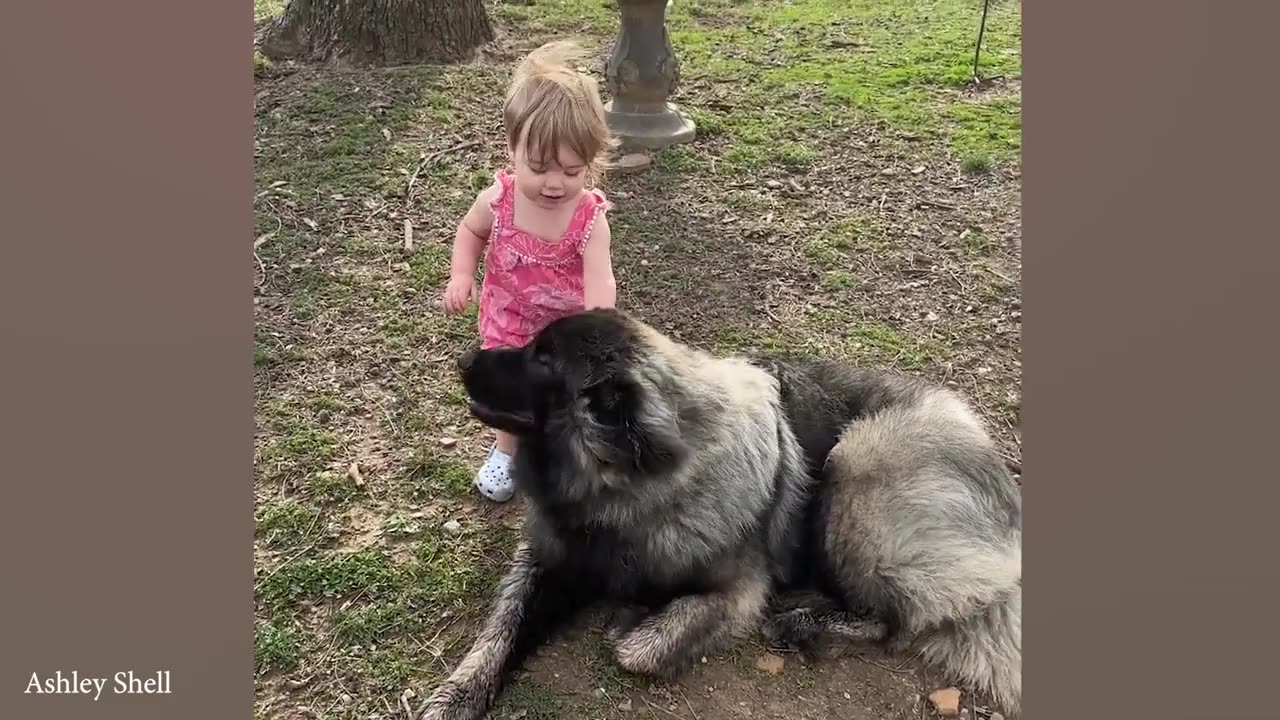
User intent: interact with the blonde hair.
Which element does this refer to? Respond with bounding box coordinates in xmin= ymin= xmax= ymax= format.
xmin=503 ymin=41 xmax=613 ymax=183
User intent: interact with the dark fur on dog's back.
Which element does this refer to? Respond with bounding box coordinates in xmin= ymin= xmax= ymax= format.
xmin=410 ymin=311 xmax=1021 ymax=720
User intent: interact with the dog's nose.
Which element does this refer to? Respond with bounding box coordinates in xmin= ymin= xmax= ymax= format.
xmin=458 ymin=349 xmax=478 ymax=372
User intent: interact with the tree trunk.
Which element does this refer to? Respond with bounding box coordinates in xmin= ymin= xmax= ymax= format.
xmin=260 ymin=0 xmax=494 ymax=66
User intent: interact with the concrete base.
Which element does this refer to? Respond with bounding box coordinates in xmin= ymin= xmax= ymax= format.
xmin=605 ymin=101 xmax=696 ymax=151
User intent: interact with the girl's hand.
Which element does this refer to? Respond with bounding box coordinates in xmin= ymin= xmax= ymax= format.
xmin=443 ymin=274 xmax=477 ymax=315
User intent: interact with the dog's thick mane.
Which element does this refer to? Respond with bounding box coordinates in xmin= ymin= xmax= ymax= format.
xmin=515 ymin=316 xmax=803 ymax=588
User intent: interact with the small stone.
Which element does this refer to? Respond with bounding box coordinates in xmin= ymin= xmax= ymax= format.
xmin=340 ymin=694 xmax=353 ymax=705
xmin=348 ymin=462 xmax=365 ymax=487
xmin=618 ymin=699 xmax=633 ymax=712
xmin=615 ymin=153 xmax=651 ymax=172
xmin=594 ymin=688 xmax=607 ymax=698
xmin=640 ymin=259 xmax=649 ymax=266
xmin=442 ymin=519 xmax=462 ymax=535
xmin=439 ymin=437 xmax=458 ymax=448
xmin=766 ymin=180 xmax=783 ymax=189
xmin=700 ymin=656 xmax=708 ymax=664
xmin=881 ymin=167 xmax=897 ymax=175
xmin=926 ymin=311 xmax=939 ymax=322
xmin=976 ymin=366 xmax=992 ymax=375
xmin=990 ymin=714 xmax=1005 ymax=720
xmin=755 ymin=652 xmax=785 ymax=675
xmin=928 ymin=687 xmax=962 ymax=716
xmin=912 ymin=165 xmax=926 ymax=174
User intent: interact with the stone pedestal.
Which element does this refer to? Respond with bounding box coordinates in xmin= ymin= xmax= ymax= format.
xmin=604 ymin=0 xmax=696 ymax=151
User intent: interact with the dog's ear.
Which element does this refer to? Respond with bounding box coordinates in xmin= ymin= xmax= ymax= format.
xmin=627 ymin=416 xmax=688 ymax=476
xmin=619 ymin=380 xmax=689 ymax=476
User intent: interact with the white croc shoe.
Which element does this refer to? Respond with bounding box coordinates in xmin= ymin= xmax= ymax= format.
xmin=474 ymin=446 xmax=515 ymax=503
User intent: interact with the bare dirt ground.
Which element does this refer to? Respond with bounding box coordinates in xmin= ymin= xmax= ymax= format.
xmin=253 ymin=1 xmax=1021 ymax=718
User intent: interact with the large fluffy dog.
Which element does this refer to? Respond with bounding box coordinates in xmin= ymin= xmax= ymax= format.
xmin=411 ymin=310 xmax=1021 ymax=720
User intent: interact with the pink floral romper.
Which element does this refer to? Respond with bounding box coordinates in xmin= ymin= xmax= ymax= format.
xmin=478 ymin=170 xmax=610 ymax=350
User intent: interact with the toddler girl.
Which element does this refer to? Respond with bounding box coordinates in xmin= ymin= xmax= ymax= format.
xmin=441 ymin=41 xmax=617 ymax=502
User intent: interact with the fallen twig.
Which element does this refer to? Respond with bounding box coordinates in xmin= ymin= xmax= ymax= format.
xmin=641 ymin=695 xmax=691 ymax=720
xmin=253 ymin=513 xmax=322 ymax=590
xmin=406 ymin=140 xmax=481 ymax=205
xmin=984 ymin=265 xmax=1016 ymax=284
xmin=1003 ymin=455 xmax=1022 ymax=475
xmin=678 ymin=689 xmax=700 ymax=720
xmin=917 ymin=198 xmax=958 ymax=211
xmin=857 ymin=653 xmax=916 ymax=674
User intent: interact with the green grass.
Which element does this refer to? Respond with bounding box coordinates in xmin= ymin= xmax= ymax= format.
xmin=254 ymin=0 xmax=285 ymax=25
xmin=256 ymin=500 xmax=324 ymax=548
xmin=401 ymin=455 xmax=475 ymax=500
xmin=254 ymin=619 xmax=302 ymax=675
xmin=668 ymin=0 xmax=1022 ymax=166
xmin=805 ymin=215 xmax=886 ymax=268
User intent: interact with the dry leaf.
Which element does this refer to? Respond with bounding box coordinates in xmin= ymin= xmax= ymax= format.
xmin=755 ymin=653 xmax=785 ymax=675
xmin=928 ymin=687 xmax=962 ymax=717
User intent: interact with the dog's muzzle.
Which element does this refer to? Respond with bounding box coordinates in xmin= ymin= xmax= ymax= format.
xmin=458 ymin=348 xmax=479 ymax=372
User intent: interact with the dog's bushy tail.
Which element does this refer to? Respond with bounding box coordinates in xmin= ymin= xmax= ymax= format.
xmin=914 ymin=585 xmax=1022 ymax=717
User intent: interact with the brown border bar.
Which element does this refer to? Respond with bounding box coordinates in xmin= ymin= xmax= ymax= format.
xmin=0 ymin=1 xmax=254 ymax=719
xmin=1030 ymin=0 xmax=1280 ymax=717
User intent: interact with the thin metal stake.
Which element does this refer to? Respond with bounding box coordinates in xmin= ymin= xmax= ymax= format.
xmin=973 ymin=0 xmax=993 ymax=80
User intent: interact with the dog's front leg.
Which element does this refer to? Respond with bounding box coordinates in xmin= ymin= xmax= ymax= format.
xmin=612 ymin=570 xmax=770 ymax=680
xmin=412 ymin=543 xmax=578 ymax=720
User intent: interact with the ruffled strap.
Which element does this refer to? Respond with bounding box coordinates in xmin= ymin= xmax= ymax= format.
xmin=574 ymin=188 xmax=612 ymax=255
xmin=488 ymin=170 xmax=514 ymax=215
xmin=483 ymin=170 xmax=514 ymax=243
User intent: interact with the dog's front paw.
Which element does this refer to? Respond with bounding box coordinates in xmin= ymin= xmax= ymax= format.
xmin=762 ymin=609 xmax=816 ymax=653
xmin=411 ymin=682 xmax=480 ymax=720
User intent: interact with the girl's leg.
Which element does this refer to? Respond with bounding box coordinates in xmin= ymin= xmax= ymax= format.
xmin=471 ymin=339 xmax=518 ymax=503
xmin=495 ymin=429 xmax=518 ymax=455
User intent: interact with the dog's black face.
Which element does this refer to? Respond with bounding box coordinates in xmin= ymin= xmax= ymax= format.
xmin=458 ymin=310 xmax=640 ymax=437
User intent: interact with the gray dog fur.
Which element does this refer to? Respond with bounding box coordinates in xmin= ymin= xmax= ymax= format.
xmin=411 ymin=310 xmax=1021 ymax=719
